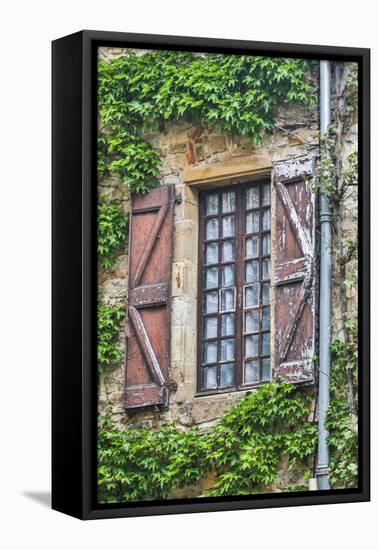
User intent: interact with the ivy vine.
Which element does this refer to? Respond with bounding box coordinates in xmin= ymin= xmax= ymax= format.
xmin=97 ymin=301 xmax=125 ymax=372
xmin=97 ymin=196 xmax=129 ymax=269
xmin=98 ymin=50 xmax=314 ymax=192
xmin=98 ymin=382 xmax=317 ymax=503
xmin=327 ymin=319 xmax=358 ymax=488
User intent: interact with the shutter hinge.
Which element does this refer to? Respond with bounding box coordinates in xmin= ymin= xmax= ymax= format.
xmin=174 ymin=193 xmax=182 ymax=205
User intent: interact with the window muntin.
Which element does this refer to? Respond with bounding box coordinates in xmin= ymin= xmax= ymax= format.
xmin=198 ymin=182 xmax=271 ymax=393
xmin=243 ymin=182 xmax=271 ymax=385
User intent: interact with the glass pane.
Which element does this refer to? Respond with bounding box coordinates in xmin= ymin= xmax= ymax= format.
xmin=204 ymin=291 xmax=218 ymax=313
xmin=246 ymin=211 xmax=259 ymax=233
xmin=245 ymin=334 xmax=259 ymax=358
xmin=245 ymin=310 xmax=259 ymax=333
xmin=262 ymin=233 xmax=271 ymax=255
xmin=220 ymin=363 xmax=234 ymax=386
xmin=221 ymin=264 xmax=235 ymax=287
xmin=261 ymin=333 xmax=270 ymax=356
xmin=205 ymin=242 xmax=218 ymax=265
xmin=203 ymin=341 xmax=218 ymax=364
xmin=245 ymin=260 xmax=259 ymax=283
xmin=205 ymin=267 xmax=218 ymax=289
xmin=262 ymin=358 xmax=271 ymax=381
xmin=246 ymin=187 xmax=260 ymax=209
xmin=261 ymin=306 xmax=270 ymax=331
xmin=204 ymin=316 xmax=218 ymax=339
xmin=245 ymin=360 xmax=259 ymax=383
xmin=220 ymin=288 xmax=235 ymax=311
xmin=245 ymin=284 xmax=259 ymax=307
xmin=262 ymin=258 xmax=270 ymax=280
xmin=205 ymin=218 xmax=219 ymax=240
xmin=203 ymin=366 xmax=217 ymax=389
xmin=205 ymin=193 xmax=219 ymax=215
xmin=221 ymin=313 xmax=235 ymax=336
xmin=220 ymin=338 xmax=235 ymax=361
xmin=222 ymin=215 xmax=235 ymax=237
xmin=222 ymin=240 xmax=235 ymax=262
xmin=222 ymin=191 xmax=235 ymax=213
xmin=246 ymin=236 xmax=259 ymax=258
xmin=262 ymin=184 xmax=271 ymax=206
xmin=262 ymin=282 xmax=270 ymax=305
xmin=262 ymin=209 xmax=271 ymax=231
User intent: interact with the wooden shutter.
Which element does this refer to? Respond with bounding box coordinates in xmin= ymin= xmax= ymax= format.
xmin=124 ymin=185 xmax=174 ymax=411
xmin=273 ymin=155 xmax=316 ymax=384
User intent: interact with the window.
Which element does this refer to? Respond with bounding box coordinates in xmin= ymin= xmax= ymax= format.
xmin=198 ymin=181 xmax=271 ymax=393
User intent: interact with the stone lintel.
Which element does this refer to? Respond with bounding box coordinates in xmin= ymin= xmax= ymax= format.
xmin=184 ymin=155 xmax=272 ymax=186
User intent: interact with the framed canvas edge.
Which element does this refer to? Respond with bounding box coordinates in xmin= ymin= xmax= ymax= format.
xmin=52 ymin=30 xmax=370 ymax=520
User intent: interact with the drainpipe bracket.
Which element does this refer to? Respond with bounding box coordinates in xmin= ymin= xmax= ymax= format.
xmin=319 ymin=211 xmax=333 ymax=224
xmin=315 ymin=464 xmax=329 ymax=477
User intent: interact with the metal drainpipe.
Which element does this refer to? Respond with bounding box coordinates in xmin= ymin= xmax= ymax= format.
xmin=316 ymin=60 xmax=332 ymax=490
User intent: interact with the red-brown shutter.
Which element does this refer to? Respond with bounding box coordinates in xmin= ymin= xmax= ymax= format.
xmin=273 ymin=155 xmax=316 ymax=384
xmin=124 ymin=184 xmax=174 ymax=411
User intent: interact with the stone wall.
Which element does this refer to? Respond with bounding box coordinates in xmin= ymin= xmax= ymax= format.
xmin=331 ymin=73 xmax=359 ymax=335
xmin=97 ymin=48 xmax=358 ymax=433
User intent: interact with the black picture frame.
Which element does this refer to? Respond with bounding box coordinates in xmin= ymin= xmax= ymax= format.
xmin=52 ymin=30 xmax=370 ymax=520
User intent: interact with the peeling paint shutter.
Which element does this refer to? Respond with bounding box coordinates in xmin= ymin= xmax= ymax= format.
xmin=273 ymin=155 xmax=316 ymax=384
xmin=125 ymin=185 xmax=174 ymax=410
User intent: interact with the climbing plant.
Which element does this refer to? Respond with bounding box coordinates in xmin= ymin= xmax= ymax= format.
xmin=98 ymin=382 xmax=317 ymax=503
xmin=97 ymin=301 xmax=125 ymax=372
xmin=327 ymin=319 xmax=358 ymax=488
xmin=98 ymin=50 xmax=314 ymax=192
xmin=97 ymin=196 xmax=129 ymax=269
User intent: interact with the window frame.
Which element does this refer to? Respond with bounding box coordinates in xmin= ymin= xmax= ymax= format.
xmin=196 ymin=180 xmax=272 ymax=395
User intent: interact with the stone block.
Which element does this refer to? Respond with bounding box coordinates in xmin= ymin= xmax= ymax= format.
xmin=173 ymin=183 xmax=199 ymax=223
xmin=168 ymin=141 xmax=187 ymax=154
xmin=173 ymin=220 xmax=198 ymax=263
xmin=171 ymin=297 xmax=190 ymax=325
xmin=171 ymin=326 xmax=184 ymax=362
xmin=171 ymin=261 xmax=198 ymax=298
xmin=170 ymin=365 xmax=185 ymax=386
xmin=183 ymin=326 xmax=197 ymax=364
xmin=161 ymin=174 xmax=182 ymax=186
xmin=174 ymin=197 xmax=198 ymax=224
xmin=115 ymin=254 xmax=129 ymax=278
xmin=177 ymin=403 xmax=194 ymax=426
xmin=172 ymin=262 xmax=184 ymax=297
xmin=194 ymin=145 xmax=205 ymax=162
xmin=190 ymin=398 xmax=229 ymax=424
xmin=172 ymin=380 xmax=197 ymax=405
xmin=101 ymin=278 xmax=127 ymax=300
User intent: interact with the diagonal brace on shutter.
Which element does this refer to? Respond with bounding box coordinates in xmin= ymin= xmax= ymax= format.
xmin=128 ymin=305 xmax=166 ymax=386
xmin=275 ymin=181 xmax=312 ymax=258
xmin=278 ymin=275 xmax=313 ymax=363
xmin=131 ymin=199 xmax=170 ymax=289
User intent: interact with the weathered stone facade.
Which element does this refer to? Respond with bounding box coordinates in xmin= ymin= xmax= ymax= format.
xmin=98 ymin=48 xmax=358 ymax=434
